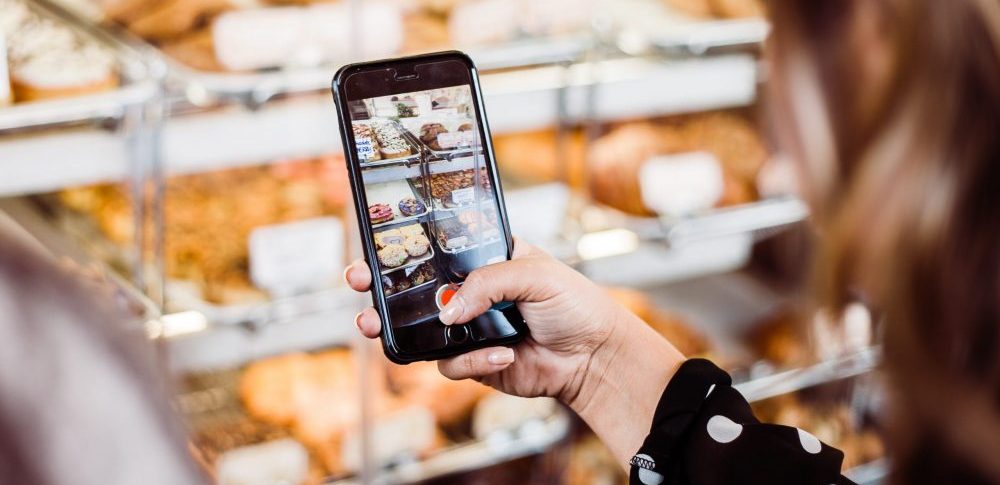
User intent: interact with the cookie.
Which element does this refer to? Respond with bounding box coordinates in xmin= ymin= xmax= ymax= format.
xmin=403 ymin=234 xmax=430 ymax=257
xmin=377 ymin=244 xmax=408 ymax=268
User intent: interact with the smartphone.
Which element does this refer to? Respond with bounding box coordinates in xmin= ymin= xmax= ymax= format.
xmin=332 ymin=51 xmax=527 ymax=363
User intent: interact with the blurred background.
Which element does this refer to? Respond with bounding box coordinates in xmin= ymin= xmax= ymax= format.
xmin=0 ymin=0 xmax=884 ymax=483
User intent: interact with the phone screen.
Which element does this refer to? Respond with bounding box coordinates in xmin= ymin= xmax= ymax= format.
xmin=341 ymin=59 xmax=510 ymax=330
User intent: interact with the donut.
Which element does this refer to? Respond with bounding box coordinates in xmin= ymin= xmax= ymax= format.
xmin=369 ymin=203 xmax=394 ymax=224
xmin=398 ymin=197 xmax=426 ymax=217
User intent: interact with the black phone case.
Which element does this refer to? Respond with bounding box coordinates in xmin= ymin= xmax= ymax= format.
xmin=331 ymin=51 xmax=527 ymax=364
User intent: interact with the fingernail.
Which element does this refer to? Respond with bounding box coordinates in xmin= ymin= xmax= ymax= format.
xmin=342 ymin=265 xmax=354 ymax=285
xmin=488 ymin=348 xmax=515 ymax=365
xmin=439 ymin=295 xmax=464 ymax=325
xmin=353 ymin=312 xmax=364 ymax=331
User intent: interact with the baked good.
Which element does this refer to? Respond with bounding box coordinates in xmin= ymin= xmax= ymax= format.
xmin=403 ymin=234 xmax=430 ymax=257
xmin=374 ymin=229 xmax=404 ymax=249
xmin=368 ymin=203 xmax=394 ymax=224
xmin=377 ymin=244 xmax=408 ymax=268
xmin=2 ymin=1 xmax=119 ymax=103
xmin=370 ymin=120 xmax=412 ymax=159
xmin=588 ymin=112 xmax=766 ymax=216
xmin=408 ymin=262 xmax=436 ymax=285
xmin=419 ymin=122 xmax=449 ymax=150
xmin=457 ymin=123 xmax=473 ymax=132
xmin=427 ymin=169 xmax=491 ymax=207
xmin=159 ymin=28 xmax=227 ymax=72
xmin=398 ymin=223 xmax=425 ymax=238
xmin=388 ymin=361 xmax=492 ymax=427
xmin=434 ymin=218 xmax=471 ymax=250
xmin=398 ymin=197 xmax=426 ymax=217
xmin=352 ymin=124 xmax=382 ymax=163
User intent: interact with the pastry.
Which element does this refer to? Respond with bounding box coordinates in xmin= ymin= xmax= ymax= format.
xmin=457 ymin=123 xmax=473 ymax=132
xmin=353 ymin=124 xmax=382 ymax=163
xmin=434 ymin=218 xmax=471 ymax=250
xmin=377 ymin=244 xmax=408 ymax=268
xmin=397 ymin=197 xmax=426 ymax=217
xmin=2 ymin=2 xmax=120 ymax=103
xmin=408 ymin=262 xmax=436 ymax=285
xmin=368 ymin=203 xmax=394 ymax=224
xmin=419 ymin=122 xmax=449 ymax=150
xmin=398 ymin=224 xmax=425 ymax=238
xmin=403 ymin=234 xmax=430 ymax=257
xmin=428 ymin=169 xmax=491 ymax=207
xmin=374 ymin=229 xmax=404 ymax=249
xmin=370 ymin=120 xmax=412 ymax=159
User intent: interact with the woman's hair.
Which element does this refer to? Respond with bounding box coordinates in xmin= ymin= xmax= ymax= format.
xmin=766 ymin=0 xmax=1000 ymax=482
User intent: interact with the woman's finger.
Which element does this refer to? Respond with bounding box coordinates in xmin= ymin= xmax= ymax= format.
xmin=437 ymin=346 xmax=515 ymax=380
xmin=343 ymin=259 xmax=372 ymax=292
xmin=353 ymin=306 xmax=381 ymax=339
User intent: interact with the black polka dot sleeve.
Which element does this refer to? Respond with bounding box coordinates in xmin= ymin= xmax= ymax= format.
xmin=629 ymin=359 xmax=857 ymax=485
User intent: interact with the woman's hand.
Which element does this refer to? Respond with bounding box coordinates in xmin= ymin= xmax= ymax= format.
xmin=345 ymin=239 xmax=623 ymax=405
xmin=344 ymin=238 xmax=684 ymax=464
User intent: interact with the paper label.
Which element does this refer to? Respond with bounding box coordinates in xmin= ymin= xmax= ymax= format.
xmin=437 ymin=131 xmax=474 ymax=149
xmin=445 ymin=236 xmax=469 ymax=249
xmin=249 ymin=217 xmax=344 ymax=295
xmin=638 ymin=152 xmax=724 ymax=216
xmin=356 ymin=138 xmax=375 ymax=161
xmin=450 ymin=187 xmax=476 ymax=205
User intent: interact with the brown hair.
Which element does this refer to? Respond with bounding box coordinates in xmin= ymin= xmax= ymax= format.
xmin=766 ymin=0 xmax=1000 ymax=482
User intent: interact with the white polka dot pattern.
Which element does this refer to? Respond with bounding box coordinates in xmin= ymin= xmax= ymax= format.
xmin=634 ymin=454 xmax=665 ymax=485
xmin=797 ymin=428 xmax=822 ymax=454
xmin=706 ymin=415 xmax=743 ymax=443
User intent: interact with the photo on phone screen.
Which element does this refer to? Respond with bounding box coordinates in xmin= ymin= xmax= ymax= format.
xmin=338 ymin=57 xmax=514 ymax=338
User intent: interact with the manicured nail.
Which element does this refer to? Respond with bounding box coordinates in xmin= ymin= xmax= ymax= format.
xmin=439 ymin=295 xmax=465 ymax=325
xmin=353 ymin=312 xmax=364 ymax=331
xmin=488 ymin=348 xmax=515 ymax=365
xmin=343 ymin=265 xmax=354 ymax=285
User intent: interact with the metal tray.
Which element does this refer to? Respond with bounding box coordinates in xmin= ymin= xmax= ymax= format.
xmin=397 ymin=116 xmax=481 ymax=160
xmin=366 ymin=178 xmax=431 ymax=230
xmin=356 ymin=120 xmax=423 ymax=169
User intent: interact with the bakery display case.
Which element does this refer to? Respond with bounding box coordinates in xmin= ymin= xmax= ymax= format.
xmin=0 ymin=1 xmax=894 ymax=484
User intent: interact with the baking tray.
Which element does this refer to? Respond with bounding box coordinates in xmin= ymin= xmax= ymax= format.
xmin=0 ymin=0 xmax=160 ymax=133
xmin=356 ymin=120 xmax=423 ymax=169
xmin=374 ymin=223 xmax=436 ymax=276
xmin=428 ymin=209 xmax=503 ymax=255
xmin=398 ymin=116 xmax=480 ymax=160
xmin=366 ymin=178 xmax=430 ymax=230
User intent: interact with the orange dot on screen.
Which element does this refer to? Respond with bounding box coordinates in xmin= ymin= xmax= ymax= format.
xmin=440 ymin=287 xmax=457 ymax=306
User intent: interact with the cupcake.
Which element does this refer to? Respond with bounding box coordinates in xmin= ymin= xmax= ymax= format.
xmin=377 ymin=244 xmax=408 ymax=268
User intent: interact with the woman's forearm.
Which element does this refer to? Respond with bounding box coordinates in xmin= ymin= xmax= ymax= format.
xmin=568 ymin=310 xmax=685 ymax=467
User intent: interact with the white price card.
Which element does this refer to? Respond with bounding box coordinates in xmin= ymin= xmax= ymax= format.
xmin=356 ymin=138 xmax=375 ymax=161
xmin=249 ymin=217 xmax=344 ymax=295
xmin=436 ymin=131 xmax=474 ymax=149
xmin=638 ymin=152 xmax=724 ymax=216
xmin=450 ymin=187 xmax=476 ymax=205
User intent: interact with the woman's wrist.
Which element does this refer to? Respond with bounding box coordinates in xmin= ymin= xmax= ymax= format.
xmin=567 ymin=308 xmax=686 ymax=466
